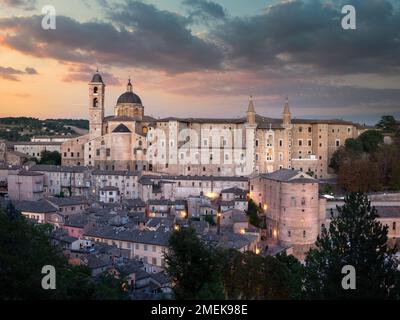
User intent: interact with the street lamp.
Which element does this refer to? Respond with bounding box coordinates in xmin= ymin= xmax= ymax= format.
xmin=217 ymin=208 xmax=222 ymax=235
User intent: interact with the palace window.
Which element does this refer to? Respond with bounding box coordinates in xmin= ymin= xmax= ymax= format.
xmin=93 ymin=98 xmax=98 ymax=108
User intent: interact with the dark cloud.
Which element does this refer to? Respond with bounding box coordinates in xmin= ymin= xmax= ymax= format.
xmin=0 ymin=0 xmax=36 ymax=10
xmin=213 ymin=0 xmax=400 ymax=75
xmin=0 ymin=66 xmax=38 ymax=81
xmin=182 ymin=0 xmax=226 ymax=23
xmin=0 ymin=1 xmax=223 ymax=73
xmin=24 ymin=67 xmax=38 ymax=74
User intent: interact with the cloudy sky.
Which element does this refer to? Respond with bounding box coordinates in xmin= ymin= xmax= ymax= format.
xmin=0 ymin=0 xmax=399 ymax=124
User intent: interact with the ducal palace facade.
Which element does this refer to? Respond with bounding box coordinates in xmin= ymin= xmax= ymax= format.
xmin=61 ymin=72 xmax=369 ymax=179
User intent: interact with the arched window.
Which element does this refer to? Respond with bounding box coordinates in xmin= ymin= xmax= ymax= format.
xmin=290 ymin=196 xmax=296 ymax=207
xmin=142 ymin=126 xmax=148 ymax=135
xmin=301 ymin=197 xmax=306 ymax=206
xmin=93 ymin=98 xmax=98 ymax=108
xmin=93 ymin=87 xmax=98 ymax=94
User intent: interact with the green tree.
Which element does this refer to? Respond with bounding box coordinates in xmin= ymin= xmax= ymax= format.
xmin=376 ymin=115 xmax=397 ymax=132
xmin=358 ymin=130 xmax=384 ymax=153
xmin=303 ymin=193 xmax=400 ymax=299
xmin=246 ymin=199 xmax=263 ymax=228
xmin=165 ymin=227 xmax=224 ymax=300
xmin=344 ymin=138 xmax=363 ymax=153
xmin=39 ymin=150 xmax=61 ymax=165
xmin=0 ymin=204 xmax=128 ymax=300
xmin=0 ymin=205 xmax=66 ymax=299
xmin=276 ymin=252 xmax=304 ymax=299
xmin=262 ymin=255 xmax=291 ymax=299
xmin=329 ymin=146 xmax=354 ymax=173
xmin=204 ymin=215 xmax=216 ymax=226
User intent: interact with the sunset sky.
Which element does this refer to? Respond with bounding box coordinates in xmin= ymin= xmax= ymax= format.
xmin=0 ymin=0 xmax=399 ymax=124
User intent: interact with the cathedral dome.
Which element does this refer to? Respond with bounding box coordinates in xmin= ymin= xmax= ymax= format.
xmin=116 ymin=78 xmax=142 ymax=105
xmin=117 ymin=92 xmax=142 ymax=105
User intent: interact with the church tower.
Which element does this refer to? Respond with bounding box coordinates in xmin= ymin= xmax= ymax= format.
xmin=246 ymin=95 xmax=256 ymax=125
xmin=244 ymin=96 xmax=258 ymax=175
xmin=282 ymin=96 xmax=292 ymax=127
xmin=89 ymin=72 xmax=105 ymax=140
xmin=281 ymin=96 xmax=293 ymax=170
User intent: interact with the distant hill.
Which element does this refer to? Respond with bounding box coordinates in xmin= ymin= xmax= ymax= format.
xmin=0 ymin=117 xmax=89 ymax=142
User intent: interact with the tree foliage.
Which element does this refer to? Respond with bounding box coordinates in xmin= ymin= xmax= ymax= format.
xmin=39 ymin=150 xmax=62 ymax=166
xmin=166 ymin=227 xmax=303 ymax=300
xmin=376 ymin=115 xmax=397 ymax=133
xmin=0 ymin=204 xmax=128 ymax=300
xmin=357 ymin=130 xmax=384 ymax=153
xmin=303 ymin=193 xmax=400 ymax=299
xmin=330 ymin=129 xmax=400 ymax=192
xmin=165 ymin=227 xmax=224 ymax=300
xmin=246 ymin=199 xmax=263 ymax=228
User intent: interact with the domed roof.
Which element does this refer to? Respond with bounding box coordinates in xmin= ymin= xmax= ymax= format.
xmin=91 ymin=73 xmax=103 ymax=83
xmin=117 ymin=78 xmax=142 ymax=105
xmin=117 ymin=92 xmax=142 ymax=105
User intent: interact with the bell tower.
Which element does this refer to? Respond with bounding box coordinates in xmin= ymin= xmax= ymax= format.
xmin=282 ymin=96 xmax=292 ymax=127
xmin=89 ymin=71 xmax=105 ymax=140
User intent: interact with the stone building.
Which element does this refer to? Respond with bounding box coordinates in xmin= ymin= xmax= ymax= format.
xmin=29 ymin=164 xmax=91 ymax=197
xmin=250 ymin=169 xmax=326 ymax=258
xmin=13 ymin=141 xmax=62 ymax=160
xmin=61 ymin=72 xmax=370 ymax=179
xmin=7 ymin=171 xmax=45 ymax=201
xmin=0 ymin=140 xmax=6 ymax=165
